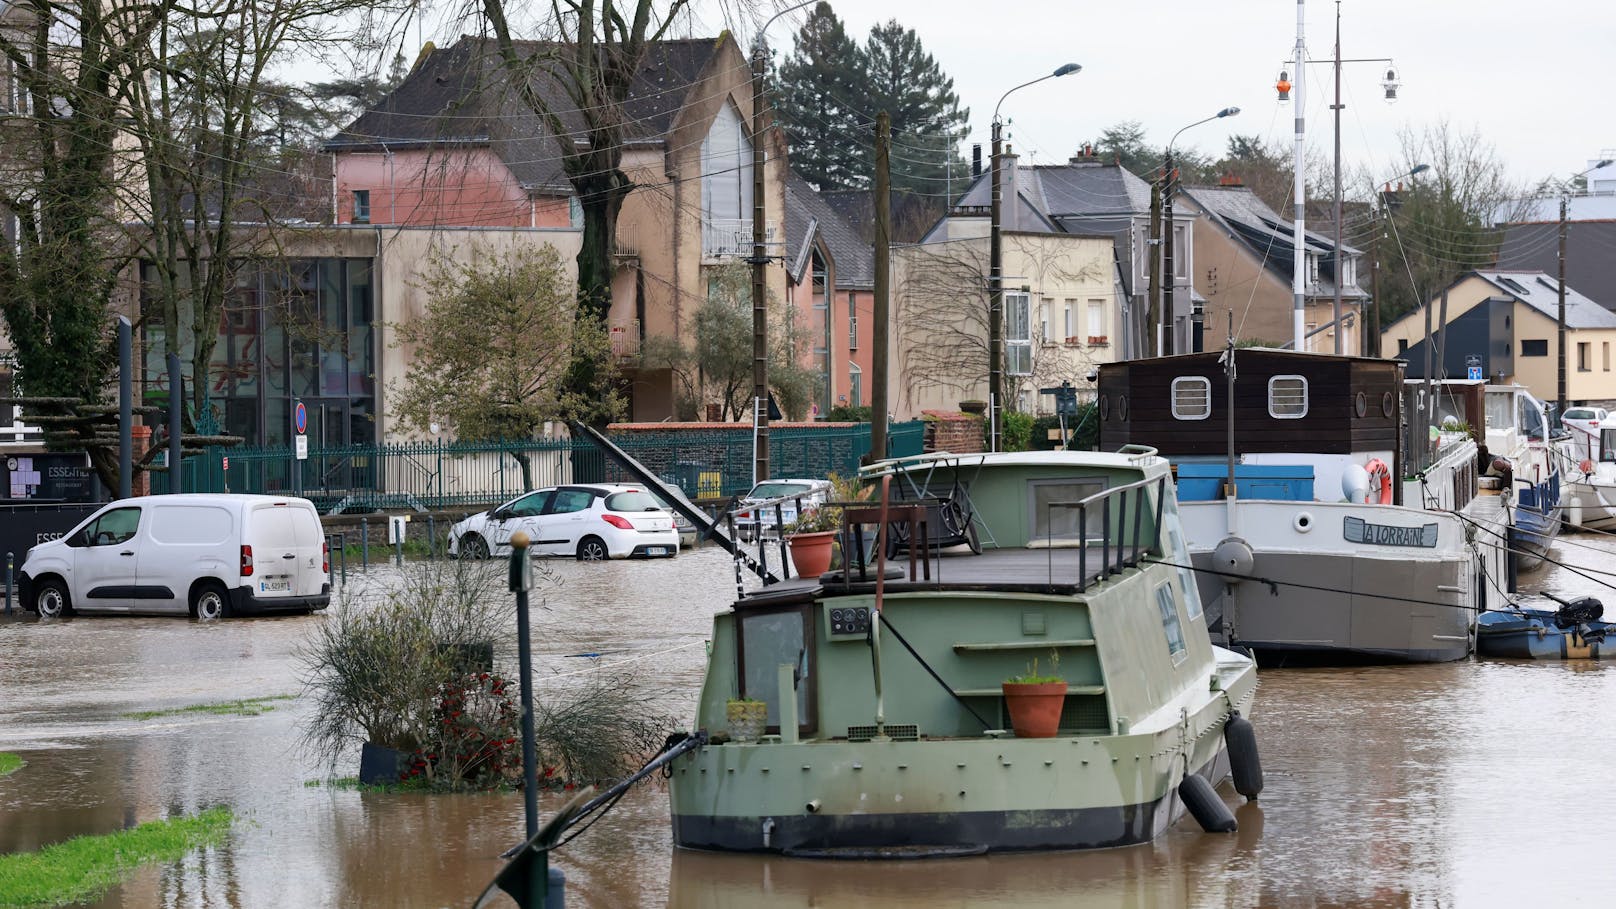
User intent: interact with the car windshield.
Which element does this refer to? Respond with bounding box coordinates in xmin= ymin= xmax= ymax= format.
xmin=748 ymin=482 xmax=813 ymax=500
xmin=605 ymin=491 xmax=663 ymax=512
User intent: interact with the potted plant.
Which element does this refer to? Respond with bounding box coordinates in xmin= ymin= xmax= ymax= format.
xmin=958 ymin=399 xmax=987 ymax=415
xmin=726 ymin=698 xmax=768 ymax=743
xmin=783 ymin=504 xmax=841 ymax=579
xmin=1001 ymin=655 xmax=1066 ymax=738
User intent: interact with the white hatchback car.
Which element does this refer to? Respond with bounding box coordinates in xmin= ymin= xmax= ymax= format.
xmin=449 ymin=484 xmax=679 ymax=560
xmin=1562 ymin=406 xmax=1609 ymax=439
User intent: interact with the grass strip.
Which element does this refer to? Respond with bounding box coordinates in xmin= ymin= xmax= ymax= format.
xmin=0 ymin=754 xmax=21 ymax=778
xmin=123 ymin=695 xmax=295 ymax=721
xmin=0 ymin=807 xmax=232 ymax=908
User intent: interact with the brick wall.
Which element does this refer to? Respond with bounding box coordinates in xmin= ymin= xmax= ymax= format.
xmin=921 ymin=411 xmax=984 ymax=454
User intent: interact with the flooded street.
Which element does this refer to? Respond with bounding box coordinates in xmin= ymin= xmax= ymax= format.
xmin=5 ymin=538 xmax=1616 ymax=907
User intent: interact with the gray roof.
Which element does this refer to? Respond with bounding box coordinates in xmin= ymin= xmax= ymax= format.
xmin=326 ymin=35 xmax=724 ymax=192
xmin=1497 ymin=220 xmax=1616 ymax=312
xmin=1181 ymin=183 xmax=1366 ymax=299
xmin=1474 ymin=271 xmax=1616 ymax=329
xmin=950 ymin=160 xmax=1150 ymax=221
xmin=785 ymin=173 xmax=874 ymax=289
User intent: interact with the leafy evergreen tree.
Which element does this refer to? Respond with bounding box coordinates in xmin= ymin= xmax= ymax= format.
xmin=772 ymin=2 xmax=867 ymax=191
xmin=862 ymin=20 xmax=968 ymax=198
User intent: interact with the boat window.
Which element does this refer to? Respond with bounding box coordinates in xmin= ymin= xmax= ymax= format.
xmin=1485 ymin=391 xmax=1513 ymax=433
xmin=1170 ymin=377 xmax=1211 ymax=421
xmin=1603 ymin=429 xmax=1616 ymax=462
xmin=1268 ymin=375 xmax=1308 ymax=419
xmin=1027 ymin=478 xmax=1106 ymax=542
xmin=1156 ymin=582 xmax=1188 ymax=664
xmin=737 ymin=607 xmax=815 ymax=734
xmin=1160 ymin=500 xmax=1202 ymax=620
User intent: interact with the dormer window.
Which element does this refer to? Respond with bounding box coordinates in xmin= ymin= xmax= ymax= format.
xmin=1306 ymin=253 xmax=1320 ymax=286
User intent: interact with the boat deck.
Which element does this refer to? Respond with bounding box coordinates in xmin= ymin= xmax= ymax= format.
xmin=740 ymin=543 xmax=1148 ymax=608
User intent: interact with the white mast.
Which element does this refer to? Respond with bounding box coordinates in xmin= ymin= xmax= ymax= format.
xmin=1292 ymin=0 xmax=1308 ymax=351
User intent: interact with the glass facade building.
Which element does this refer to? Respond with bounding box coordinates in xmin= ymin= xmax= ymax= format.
xmin=141 ymin=258 xmax=377 ymax=448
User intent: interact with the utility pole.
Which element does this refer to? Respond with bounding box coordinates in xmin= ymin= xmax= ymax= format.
xmin=1331 ymin=1 xmax=1345 ymax=355
xmin=1290 ymin=0 xmax=1307 ymax=352
xmin=1558 ymin=193 xmax=1569 ymax=417
xmin=871 ymin=112 xmax=891 ymax=462
xmin=750 ymin=35 xmax=772 ymax=482
xmin=988 ymin=118 xmax=1004 ymax=450
xmin=1147 ymin=180 xmax=1162 ymax=358
xmin=1161 ymin=152 xmax=1176 ymax=356
xmin=1368 ymin=211 xmax=1381 ymax=358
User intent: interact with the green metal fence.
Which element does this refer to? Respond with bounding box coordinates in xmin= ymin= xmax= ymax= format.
xmin=154 ymin=421 xmax=927 ymax=513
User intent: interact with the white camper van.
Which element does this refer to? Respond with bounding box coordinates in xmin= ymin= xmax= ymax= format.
xmin=20 ymin=494 xmax=330 ymax=619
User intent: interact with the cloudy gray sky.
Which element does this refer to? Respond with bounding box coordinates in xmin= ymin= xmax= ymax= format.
xmin=715 ymin=0 xmax=1610 ymax=195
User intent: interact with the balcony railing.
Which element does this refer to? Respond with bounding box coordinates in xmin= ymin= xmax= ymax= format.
xmin=702 ymin=218 xmax=776 ymax=260
xmin=610 ymin=320 xmax=640 ymax=363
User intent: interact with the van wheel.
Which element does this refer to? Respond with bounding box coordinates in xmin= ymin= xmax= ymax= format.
xmin=191 ymin=583 xmax=232 ymax=620
xmin=34 ymin=579 xmax=72 ymax=618
xmin=576 ymin=536 xmax=609 ymax=561
xmin=462 ymin=534 xmax=489 ymax=560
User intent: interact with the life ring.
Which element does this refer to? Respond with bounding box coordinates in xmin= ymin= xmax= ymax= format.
xmin=1364 ymin=458 xmax=1393 ymax=504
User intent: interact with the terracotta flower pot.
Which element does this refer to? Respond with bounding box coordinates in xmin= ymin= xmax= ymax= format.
xmin=787 ymin=531 xmax=836 ymax=579
xmin=1002 ymin=681 xmax=1067 ymax=738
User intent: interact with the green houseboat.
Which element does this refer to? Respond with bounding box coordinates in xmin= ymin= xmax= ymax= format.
xmin=668 ymin=448 xmax=1261 ymax=855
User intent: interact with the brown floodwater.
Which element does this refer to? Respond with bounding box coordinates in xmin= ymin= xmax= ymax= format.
xmin=4 ymin=537 xmax=1616 ymax=908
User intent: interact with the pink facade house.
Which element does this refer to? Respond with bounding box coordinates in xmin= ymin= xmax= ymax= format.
xmin=783 ymin=174 xmax=874 ymax=418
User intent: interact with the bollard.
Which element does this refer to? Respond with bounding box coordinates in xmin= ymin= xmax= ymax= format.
xmin=4 ymin=551 xmax=11 ymax=616
xmin=394 ymin=531 xmax=403 ymax=567
xmin=507 ymin=530 xmax=543 ymax=908
xmin=428 ymin=515 xmax=437 ymax=559
xmin=339 ymin=533 xmax=347 ymax=586
xmin=361 ymin=518 xmax=369 ymax=568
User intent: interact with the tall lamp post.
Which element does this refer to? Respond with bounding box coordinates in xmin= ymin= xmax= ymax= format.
xmin=1557 ymin=158 xmax=1613 ymax=417
xmin=1162 ymin=106 xmax=1239 ymax=355
xmin=749 ymin=0 xmax=816 ymax=484
xmin=1365 ymin=163 xmax=1428 ymax=358
xmin=989 ymin=62 xmax=1080 ymax=451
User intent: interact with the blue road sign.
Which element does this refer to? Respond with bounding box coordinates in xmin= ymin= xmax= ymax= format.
xmin=1467 ymin=366 xmax=1483 ymax=381
xmin=294 ymin=400 xmax=307 ymax=434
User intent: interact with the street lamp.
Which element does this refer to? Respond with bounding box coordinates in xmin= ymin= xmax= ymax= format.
xmin=1365 ymin=163 xmax=1428 ymax=358
xmin=1162 ymin=106 xmax=1239 ymax=355
xmin=749 ymin=0 xmax=816 ymax=483
xmin=989 ymin=62 xmax=1080 ymax=452
xmin=1558 ymin=158 xmax=1614 ymax=416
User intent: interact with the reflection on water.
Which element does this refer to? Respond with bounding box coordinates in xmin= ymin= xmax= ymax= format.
xmin=3 ymin=538 xmax=1616 ymax=907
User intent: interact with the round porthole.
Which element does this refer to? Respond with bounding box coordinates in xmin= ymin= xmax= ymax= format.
xmin=1293 ymin=512 xmax=1315 ymax=533
xmin=1118 ymin=394 xmax=1130 ymax=421
xmin=1382 ymin=391 xmax=1395 ymax=418
xmin=1355 ymin=391 xmax=1368 ymax=418
xmin=1099 ymin=395 xmax=1110 ymax=420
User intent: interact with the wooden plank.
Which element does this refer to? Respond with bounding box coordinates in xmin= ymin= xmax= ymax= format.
xmin=955 ymin=685 xmax=1107 ymax=697
xmin=954 ymin=639 xmax=1097 ymax=652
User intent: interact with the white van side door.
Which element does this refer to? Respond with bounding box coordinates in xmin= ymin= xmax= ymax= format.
xmin=145 ymin=503 xmax=237 ymax=612
xmin=72 ymin=505 xmax=143 ymax=611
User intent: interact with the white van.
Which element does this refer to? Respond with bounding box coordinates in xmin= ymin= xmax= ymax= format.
xmin=20 ymin=494 xmax=331 ymax=619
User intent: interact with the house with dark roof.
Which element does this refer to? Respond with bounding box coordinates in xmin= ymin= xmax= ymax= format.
xmin=1380 ymin=271 xmax=1616 ymax=405
xmin=783 ymin=173 xmax=874 ymax=416
xmin=1497 ymin=218 xmax=1616 ymax=315
xmin=323 ymin=34 xmax=790 ymax=423
xmin=920 ymin=149 xmax=1195 ymax=360
xmin=1177 ymin=179 xmax=1368 ymax=353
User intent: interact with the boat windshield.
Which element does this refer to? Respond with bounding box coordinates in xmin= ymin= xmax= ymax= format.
xmin=1603 ymin=428 xmax=1616 ymax=463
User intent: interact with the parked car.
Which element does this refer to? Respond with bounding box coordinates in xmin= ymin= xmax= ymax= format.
xmin=1562 ymin=406 xmax=1609 ymax=438
xmin=650 ymin=488 xmax=701 ymax=548
xmin=19 ymin=494 xmax=330 ymax=619
xmin=732 ymin=478 xmax=833 ymax=542
xmin=449 ymin=485 xmax=679 ymax=561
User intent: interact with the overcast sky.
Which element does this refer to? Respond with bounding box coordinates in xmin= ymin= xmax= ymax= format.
xmin=702 ymin=0 xmax=1611 ymax=195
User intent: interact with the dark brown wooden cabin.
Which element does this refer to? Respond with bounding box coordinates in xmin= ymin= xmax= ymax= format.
xmin=1097 ymin=350 xmax=1404 ymax=457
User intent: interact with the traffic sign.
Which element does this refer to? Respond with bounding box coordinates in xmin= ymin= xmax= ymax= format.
xmin=1468 ymin=366 xmax=1483 ymax=381
xmin=222 ymin=456 xmax=229 ymax=470
xmin=294 ymin=400 xmax=307 ymax=435
xmin=295 ymin=435 xmax=308 ymax=460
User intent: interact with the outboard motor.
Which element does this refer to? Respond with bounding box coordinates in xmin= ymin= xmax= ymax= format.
xmin=1552 ymin=596 xmax=1603 ymax=629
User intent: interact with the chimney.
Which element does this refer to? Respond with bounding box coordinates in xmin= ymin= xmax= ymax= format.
xmin=1002 ymin=148 xmax=1021 ymax=230
xmin=1069 ymin=143 xmax=1098 ymax=165
xmin=1218 ymin=172 xmax=1244 ymax=187
xmin=971 ymin=144 xmax=981 ymax=178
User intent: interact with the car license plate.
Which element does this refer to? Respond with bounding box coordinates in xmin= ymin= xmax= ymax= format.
xmin=646 ymin=547 xmax=668 ymax=556
xmin=261 ymin=577 xmax=291 ymax=593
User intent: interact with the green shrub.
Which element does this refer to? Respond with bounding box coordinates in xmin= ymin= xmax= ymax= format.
xmin=1000 ymin=410 xmax=1035 ymax=452
xmin=827 ymin=405 xmax=872 ymax=422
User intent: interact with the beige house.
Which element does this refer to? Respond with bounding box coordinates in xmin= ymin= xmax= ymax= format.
xmin=891 ymin=229 xmax=1120 ymax=420
xmin=1380 ymin=270 xmax=1616 ymax=405
xmin=1179 ymin=181 xmax=1368 ymax=354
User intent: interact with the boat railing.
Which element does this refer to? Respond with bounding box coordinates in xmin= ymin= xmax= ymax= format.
xmin=1046 ymin=474 xmax=1167 ymax=593
xmin=721 ymin=491 xmax=818 ymax=586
